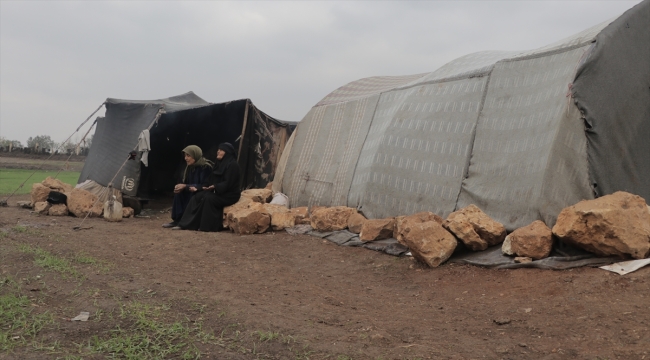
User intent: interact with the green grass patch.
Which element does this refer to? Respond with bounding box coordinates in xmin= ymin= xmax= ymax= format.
xmin=0 ymin=279 xmax=55 ymax=351
xmin=89 ymin=301 xmax=207 ymax=360
xmin=18 ymin=244 xmax=80 ymax=278
xmin=0 ymin=168 xmax=79 ymax=195
xmin=254 ymin=330 xmax=280 ymax=342
xmin=74 ymin=252 xmax=111 ymax=272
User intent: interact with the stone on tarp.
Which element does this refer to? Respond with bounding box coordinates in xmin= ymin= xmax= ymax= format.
xmin=259 ymin=203 xmax=290 ymax=217
xmin=310 ymin=206 xmax=357 ymax=232
xmin=395 ymin=212 xmax=443 ymax=244
xmin=241 ymin=189 xmax=273 ymax=203
xmin=347 ymin=212 xmax=366 ymax=234
xmin=401 ymin=221 xmax=457 ymax=268
xmin=271 ymin=212 xmax=297 ymax=231
xmin=360 ymin=218 xmax=395 ymax=242
xmin=41 ymin=177 xmax=73 ymax=193
xmin=34 ymin=201 xmax=51 ymax=214
xmin=48 ymin=204 xmax=69 ymax=216
xmin=67 ymin=188 xmax=103 ymax=218
xmin=443 ymin=204 xmax=506 ymax=251
xmin=552 ymin=191 xmax=650 ymax=259
xmin=31 ymin=183 xmax=50 ymax=206
xmin=290 ymin=207 xmax=309 ymax=224
xmin=229 ymin=207 xmax=271 ymax=235
xmin=502 ymin=220 xmax=553 ymax=260
xmin=122 ymin=207 xmax=134 ymax=218
xmin=515 ymin=257 xmax=533 ymax=264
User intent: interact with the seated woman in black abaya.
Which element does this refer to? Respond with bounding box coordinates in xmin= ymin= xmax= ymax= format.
xmin=162 ymin=145 xmax=213 ymax=228
xmin=174 ymin=142 xmax=241 ymax=232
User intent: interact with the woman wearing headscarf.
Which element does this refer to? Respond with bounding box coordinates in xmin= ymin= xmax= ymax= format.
xmin=175 ymin=142 xmax=241 ymax=231
xmin=162 ymin=145 xmax=213 ymax=228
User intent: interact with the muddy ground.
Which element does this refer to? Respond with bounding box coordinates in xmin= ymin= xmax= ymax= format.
xmin=1 ymin=194 xmax=649 ymax=360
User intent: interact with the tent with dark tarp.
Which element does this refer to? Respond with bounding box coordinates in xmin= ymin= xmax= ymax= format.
xmin=274 ymin=0 xmax=650 ymax=231
xmin=79 ymin=92 xmax=295 ymax=201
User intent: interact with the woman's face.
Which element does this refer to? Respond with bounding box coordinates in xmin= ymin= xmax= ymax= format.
xmin=184 ymin=152 xmax=196 ymax=165
xmin=217 ymin=149 xmax=226 ymax=160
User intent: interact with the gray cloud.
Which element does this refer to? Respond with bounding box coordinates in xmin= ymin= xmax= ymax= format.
xmin=0 ymin=1 xmax=642 ymax=145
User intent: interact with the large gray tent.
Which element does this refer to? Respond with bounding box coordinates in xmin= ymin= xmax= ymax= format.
xmin=276 ymin=0 xmax=650 ymax=231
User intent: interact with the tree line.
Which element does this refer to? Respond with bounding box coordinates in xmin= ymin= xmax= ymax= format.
xmin=0 ymin=134 xmax=93 ymax=155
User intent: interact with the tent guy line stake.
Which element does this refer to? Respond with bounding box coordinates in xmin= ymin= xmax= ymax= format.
xmin=1 ymin=102 xmax=105 ymax=205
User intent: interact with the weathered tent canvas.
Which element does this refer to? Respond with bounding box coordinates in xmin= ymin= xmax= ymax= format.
xmin=79 ymin=92 xmax=295 ymax=198
xmin=278 ymin=0 xmax=650 ymax=231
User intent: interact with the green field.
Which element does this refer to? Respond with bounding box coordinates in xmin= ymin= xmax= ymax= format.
xmin=0 ymin=169 xmax=80 ymax=195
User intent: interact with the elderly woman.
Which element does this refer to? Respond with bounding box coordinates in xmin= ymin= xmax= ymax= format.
xmin=175 ymin=142 xmax=241 ymax=231
xmin=162 ymin=145 xmax=213 ymax=228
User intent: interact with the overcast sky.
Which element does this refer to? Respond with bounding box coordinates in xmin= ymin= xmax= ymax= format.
xmin=0 ymin=0 xmax=642 ymax=146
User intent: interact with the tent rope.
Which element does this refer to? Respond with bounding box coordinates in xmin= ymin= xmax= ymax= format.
xmin=73 ymin=108 xmax=165 ymax=229
xmin=53 ymin=120 xmax=97 ymax=180
xmin=1 ymin=102 xmax=105 ymax=205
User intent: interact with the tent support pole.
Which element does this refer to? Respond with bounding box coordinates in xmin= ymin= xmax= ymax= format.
xmin=237 ymin=99 xmax=250 ymax=162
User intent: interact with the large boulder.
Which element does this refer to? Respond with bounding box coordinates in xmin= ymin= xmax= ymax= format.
xmin=360 ymin=218 xmax=395 ymax=242
xmin=67 ymin=188 xmax=103 ymax=218
xmin=347 ymin=212 xmax=367 ymax=234
xmin=259 ymin=203 xmax=290 ymax=217
xmin=401 ymin=221 xmax=457 ymax=268
xmin=224 ymin=197 xmax=255 ymax=228
xmin=443 ymin=205 xmax=506 ymax=251
xmin=41 ymin=177 xmax=73 ymax=193
xmin=552 ymin=192 xmax=650 ymax=259
xmin=291 ymin=207 xmax=310 ymax=224
xmin=395 ymin=212 xmax=443 ymax=244
xmin=271 ymin=212 xmax=297 ymax=231
xmin=48 ymin=204 xmax=69 ymax=216
xmin=34 ymin=201 xmax=51 ymax=214
xmin=31 ymin=183 xmax=50 ymax=205
xmin=502 ymin=220 xmax=553 ymax=260
xmin=310 ymin=206 xmax=357 ymax=232
xmin=229 ymin=206 xmax=271 ymax=235
xmin=241 ymin=189 xmax=273 ymax=203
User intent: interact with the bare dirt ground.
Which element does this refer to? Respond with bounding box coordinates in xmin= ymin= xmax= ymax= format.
xmin=1 ymin=193 xmax=649 ymax=360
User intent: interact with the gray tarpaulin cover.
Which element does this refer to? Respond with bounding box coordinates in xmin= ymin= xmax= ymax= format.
xmin=80 ymin=92 xmax=208 ymax=196
xmin=278 ymin=1 xmax=650 ymax=231
xmin=79 ymin=93 xmax=295 ymax=197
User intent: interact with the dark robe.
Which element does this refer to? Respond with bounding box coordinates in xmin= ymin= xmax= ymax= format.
xmin=178 ymin=154 xmax=241 ymax=231
xmin=171 ymin=164 xmax=212 ymax=223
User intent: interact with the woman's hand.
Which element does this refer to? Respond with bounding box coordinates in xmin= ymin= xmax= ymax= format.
xmin=204 ymin=185 xmax=215 ymax=191
xmin=173 ymin=184 xmax=187 ymax=193
xmin=189 ymin=186 xmax=198 ymax=192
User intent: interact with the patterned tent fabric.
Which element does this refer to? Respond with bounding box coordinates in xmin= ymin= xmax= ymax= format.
xmin=279 ymin=0 xmax=650 ymax=231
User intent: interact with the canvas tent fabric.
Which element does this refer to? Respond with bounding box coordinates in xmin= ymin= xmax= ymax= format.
xmin=278 ymin=0 xmax=650 ymax=231
xmin=79 ymin=92 xmax=295 ymax=198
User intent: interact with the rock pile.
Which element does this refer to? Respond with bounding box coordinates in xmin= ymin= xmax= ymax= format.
xmin=552 ymin=192 xmax=650 ymax=259
xmin=27 ymin=177 xmax=134 ymax=219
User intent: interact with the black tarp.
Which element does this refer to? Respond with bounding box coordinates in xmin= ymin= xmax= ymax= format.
xmin=79 ymin=93 xmax=295 ymax=197
xmin=573 ymin=0 xmax=650 ymax=201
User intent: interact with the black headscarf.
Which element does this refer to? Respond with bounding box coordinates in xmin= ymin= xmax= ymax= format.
xmin=214 ymin=142 xmax=237 ymax=175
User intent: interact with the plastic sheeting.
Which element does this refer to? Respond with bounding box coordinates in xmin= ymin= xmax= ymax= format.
xmin=79 ymin=94 xmax=295 ymax=197
xmin=279 ymin=1 xmax=649 ymax=230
